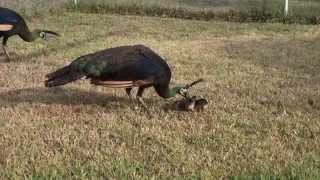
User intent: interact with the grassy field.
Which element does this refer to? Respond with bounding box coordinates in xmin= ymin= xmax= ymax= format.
xmin=3 ymin=0 xmax=320 ymax=23
xmin=64 ymin=0 xmax=320 ymax=24
xmin=0 ymin=11 xmax=320 ymax=178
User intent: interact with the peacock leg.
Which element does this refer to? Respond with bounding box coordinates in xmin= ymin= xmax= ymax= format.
xmin=126 ymin=87 xmax=139 ymax=108
xmin=136 ymin=87 xmax=145 ymax=105
xmin=125 ymin=88 xmax=132 ymax=98
xmin=2 ymin=46 xmax=10 ymax=60
xmin=2 ymin=37 xmax=10 ymax=61
xmin=125 ymin=88 xmax=138 ymax=99
xmin=136 ymin=87 xmax=152 ymax=117
xmin=137 ymin=96 xmax=147 ymax=109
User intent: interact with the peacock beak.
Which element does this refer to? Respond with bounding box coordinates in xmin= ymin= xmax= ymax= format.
xmin=184 ymin=79 xmax=204 ymax=89
xmin=42 ymin=31 xmax=60 ymax=41
xmin=178 ymin=87 xmax=188 ymax=98
xmin=179 ymin=79 xmax=204 ymax=98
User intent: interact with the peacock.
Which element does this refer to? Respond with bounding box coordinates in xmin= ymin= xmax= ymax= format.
xmin=0 ymin=7 xmax=59 ymax=61
xmin=45 ymin=45 xmax=198 ymax=109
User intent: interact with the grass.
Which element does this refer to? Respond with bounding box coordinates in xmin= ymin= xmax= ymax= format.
xmin=65 ymin=0 xmax=320 ymax=24
xmin=0 ymin=12 xmax=320 ymax=178
xmin=0 ymin=0 xmax=66 ymax=17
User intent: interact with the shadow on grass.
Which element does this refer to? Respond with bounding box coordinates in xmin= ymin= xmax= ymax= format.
xmin=0 ymin=87 xmax=136 ymax=108
xmin=0 ymin=87 xmax=179 ymax=113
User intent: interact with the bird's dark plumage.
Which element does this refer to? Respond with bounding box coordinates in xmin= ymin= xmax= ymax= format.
xmin=0 ymin=7 xmax=19 ymax=24
xmin=45 ymin=45 xmax=183 ymax=101
xmin=0 ymin=7 xmax=59 ymax=61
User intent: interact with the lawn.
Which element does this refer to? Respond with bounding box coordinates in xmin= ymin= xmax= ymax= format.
xmin=0 ymin=12 xmax=319 ymax=178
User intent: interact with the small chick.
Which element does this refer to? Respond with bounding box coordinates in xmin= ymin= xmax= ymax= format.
xmin=174 ymin=97 xmax=195 ymax=111
xmin=194 ymin=97 xmax=209 ymax=111
xmin=174 ymin=96 xmax=208 ymax=112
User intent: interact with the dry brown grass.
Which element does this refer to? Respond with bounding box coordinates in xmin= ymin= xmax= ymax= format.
xmin=0 ymin=12 xmax=319 ymax=178
xmin=0 ymin=0 xmax=67 ymax=17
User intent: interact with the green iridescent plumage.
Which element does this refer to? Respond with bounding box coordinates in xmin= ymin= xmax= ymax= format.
xmin=45 ymin=45 xmax=185 ymax=104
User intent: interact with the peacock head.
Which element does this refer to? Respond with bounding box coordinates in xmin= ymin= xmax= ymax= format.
xmin=171 ymin=86 xmax=188 ymax=97
xmin=172 ymin=79 xmax=204 ymax=98
xmin=35 ymin=29 xmax=60 ymax=41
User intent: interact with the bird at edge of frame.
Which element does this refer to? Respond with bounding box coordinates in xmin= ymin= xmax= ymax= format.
xmin=44 ymin=44 xmax=202 ymax=117
xmin=0 ymin=7 xmax=59 ymax=62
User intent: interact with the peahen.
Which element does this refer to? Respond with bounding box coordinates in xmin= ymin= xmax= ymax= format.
xmin=0 ymin=7 xmax=59 ymax=61
xmin=45 ymin=45 xmax=193 ymax=108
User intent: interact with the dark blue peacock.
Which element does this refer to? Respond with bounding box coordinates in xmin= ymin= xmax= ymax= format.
xmin=0 ymin=7 xmax=59 ymax=61
xmin=45 ymin=45 xmax=191 ymax=108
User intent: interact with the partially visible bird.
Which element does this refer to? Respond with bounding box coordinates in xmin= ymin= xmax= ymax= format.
xmin=0 ymin=7 xmax=59 ymax=61
xmin=193 ymin=96 xmax=209 ymax=111
xmin=45 ymin=45 xmax=189 ymax=109
xmin=174 ymin=96 xmax=208 ymax=111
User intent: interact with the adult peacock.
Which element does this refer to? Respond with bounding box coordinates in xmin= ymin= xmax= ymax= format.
xmin=44 ymin=45 xmax=201 ymax=109
xmin=0 ymin=7 xmax=59 ymax=61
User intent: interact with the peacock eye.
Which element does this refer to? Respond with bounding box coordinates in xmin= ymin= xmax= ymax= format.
xmin=179 ymin=88 xmax=187 ymax=94
xmin=40 ymin=32 xmax=45 ymax=39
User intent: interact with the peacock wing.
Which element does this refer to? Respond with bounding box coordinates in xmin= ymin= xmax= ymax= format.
xmin=0 ymin=8 xmax=19 ymax=31
xmin=135 ymin=45 xmax=171 ymax=83
xmin=0 ymin=8 xmax=19 ymax=24
xmin=80 ymin=47 xmax=143 ymax=78
xmin=83 ymin=53 xmax=148 ymax=88
xmin=70 ymin=45 xmax=163 ymax=88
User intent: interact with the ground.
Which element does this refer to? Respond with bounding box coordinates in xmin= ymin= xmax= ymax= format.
xmin=0 ymin=12 xmax=319 ymax=178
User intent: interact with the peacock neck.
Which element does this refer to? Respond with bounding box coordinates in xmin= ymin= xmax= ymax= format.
xmin=19 ymin=30 xmax=39 ymax=42
xmin=155 ymin=85 xmax=178 ymax=99
xmin=167 ymin=87 xmax=178 ymax=98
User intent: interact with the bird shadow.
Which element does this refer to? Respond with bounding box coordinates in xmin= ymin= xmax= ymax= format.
xmin=0 ymin=87 xmax=128 ymax=107
xmin=0 ymin=86 xmax=162 ymax=110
